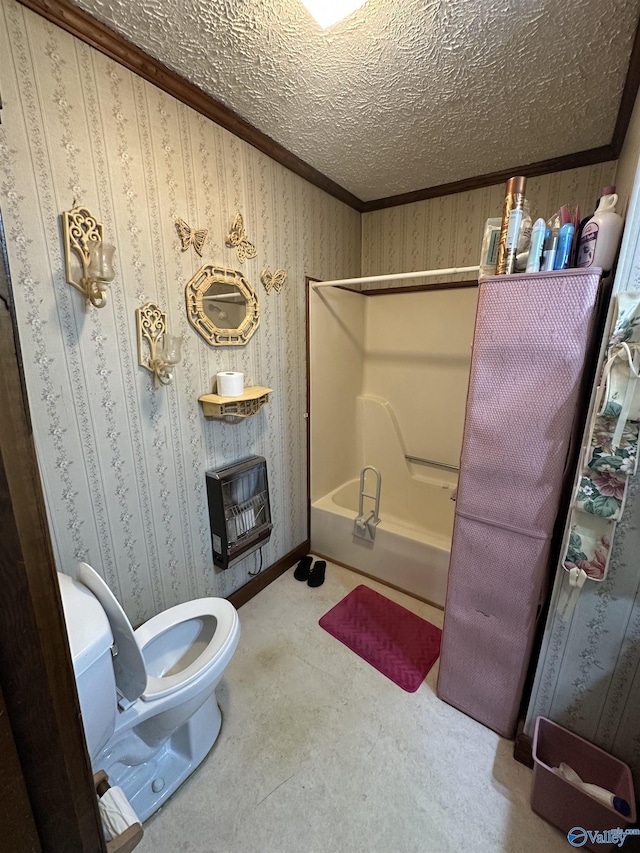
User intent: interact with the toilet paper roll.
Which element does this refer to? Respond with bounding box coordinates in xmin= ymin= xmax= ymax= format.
xmin=216 ymin=371 xmax=244 ymax=397
xmin=98 ymin=786 xmax=140 ymax=841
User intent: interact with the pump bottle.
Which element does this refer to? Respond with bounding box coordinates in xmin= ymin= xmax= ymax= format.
xmin=577 ymin=191 xmax=623 ymax=274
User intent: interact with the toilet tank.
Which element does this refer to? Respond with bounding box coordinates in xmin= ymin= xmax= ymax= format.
xmin=57 ymin=572 xmax=117 ymax=759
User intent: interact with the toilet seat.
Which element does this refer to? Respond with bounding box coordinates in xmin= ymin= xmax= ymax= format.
xmin=75 ymin=562 xmax=147 ymax=701
xmin=75 ymin=562 xmax=238 ymax=705
xmin=135 ymin=598 xmax=238 ymax=701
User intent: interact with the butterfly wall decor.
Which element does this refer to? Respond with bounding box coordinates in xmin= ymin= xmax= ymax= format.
xmin=261 ymin=268 xmax=287 ymax=294
xmin=175 ymin=218 xmax=208 ymax=257
xmin=225 ymin=213 xmax=257 ymax=263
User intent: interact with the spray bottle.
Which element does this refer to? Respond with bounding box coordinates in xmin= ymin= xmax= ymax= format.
xmin=495 ymin=176 xmax=527 ymax=275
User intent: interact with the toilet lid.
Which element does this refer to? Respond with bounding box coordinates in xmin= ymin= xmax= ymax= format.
xmin=75 ymin=562 xmax=147 ymax=702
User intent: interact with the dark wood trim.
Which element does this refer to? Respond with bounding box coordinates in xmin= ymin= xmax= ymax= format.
xmin=360 ymin=279 xmax=479 ymax=296
xmin=0 ymin=681 xmax=41 ymax=851
xmin=305 ymin=277 xmax=320 ymax=541
xmin=332 ymin=285 xmax=367 ymax=294
xmin=611 ymin=9 xmax=640 ymax=156
xmin=361 ymin=147 xmax=617 ymax=212
xmin=514 ymin=731 xmax=534 ymax=769
xmin=329 ymin=279 xmax=479 ymax=295
xmin=15 ymin=0 xmax=640 ymax=214
xmin=0 ymin=215 xmax=105 ymax=851
xmin=14 ymin=0 xmax=363 ymax=213
xmin=227 ymin=540 xmax=310 ymax=609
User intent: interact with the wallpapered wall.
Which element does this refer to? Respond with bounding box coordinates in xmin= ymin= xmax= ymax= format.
xmin=361 ymin=162 xmax=617 ymax=285
xmin=524 ymin=102 xmax=640 ymax=787
xmin=0 ymin=0 xmax=360 ymax=624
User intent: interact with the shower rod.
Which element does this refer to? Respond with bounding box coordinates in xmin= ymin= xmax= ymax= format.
xmin=311 ymin=265 xmax=479 ymax=289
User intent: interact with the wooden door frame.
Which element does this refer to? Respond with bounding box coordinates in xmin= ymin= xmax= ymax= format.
xmin=0 ymin=679 xmax=41 ymax=851
xmin=0 ymin=214 xmax=106 ymax=851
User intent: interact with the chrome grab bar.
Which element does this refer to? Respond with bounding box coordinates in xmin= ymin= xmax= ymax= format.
xmin=354 ymin=466 xmax=382 ymax=541
xmin=405 ymin=454 xmax=459 ymax=472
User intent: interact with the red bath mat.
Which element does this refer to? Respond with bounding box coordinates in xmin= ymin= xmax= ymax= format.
xmin=319 ymin=585 xmax=442 ymax=692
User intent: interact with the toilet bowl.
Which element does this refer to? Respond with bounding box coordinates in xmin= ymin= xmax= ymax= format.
xmin=57 ymin=561 xmax=240 ymax=822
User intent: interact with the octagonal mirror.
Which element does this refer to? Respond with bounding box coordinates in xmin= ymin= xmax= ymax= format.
xmin=185 ymin=265 xmax=260 ymax=346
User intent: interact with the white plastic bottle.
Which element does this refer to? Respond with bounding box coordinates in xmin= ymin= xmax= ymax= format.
xmin=554 ymin=763 xmax=631 ymax=816
xmin=577 ymin=192 xmax=624 ymax=273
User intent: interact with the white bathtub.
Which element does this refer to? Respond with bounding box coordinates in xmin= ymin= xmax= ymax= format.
xmin=311 ymin=472 xmax=455 ymax=608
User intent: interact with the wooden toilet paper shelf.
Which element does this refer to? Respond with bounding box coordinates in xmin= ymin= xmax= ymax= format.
xmin=199 ymin=386 xmax=272 ymax=419
xmin=94 ymin=771 xmax=143 ymax=853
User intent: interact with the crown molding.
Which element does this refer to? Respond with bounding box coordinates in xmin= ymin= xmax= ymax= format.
xmin=361 ymin=146 xmax=618 ymax=213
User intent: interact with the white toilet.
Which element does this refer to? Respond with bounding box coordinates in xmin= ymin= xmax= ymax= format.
xmin=57 ymin=561 xmax=240 ymax=822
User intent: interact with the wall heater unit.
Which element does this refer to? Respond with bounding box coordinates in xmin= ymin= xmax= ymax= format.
xmin=206 ymin=456 xmax=272 ymax=569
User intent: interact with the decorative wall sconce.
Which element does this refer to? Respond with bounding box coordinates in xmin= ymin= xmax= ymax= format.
xmin=136 ymin=302 xmax=182 ymax=387
xmin=61 ymin=206 xmax=116 ymax=308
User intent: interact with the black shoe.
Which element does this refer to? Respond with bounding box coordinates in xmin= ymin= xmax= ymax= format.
xmin=307 ymin=560 xmax=326 ymax=588
xmin=294 ymin=555 xmax=313 ymax=581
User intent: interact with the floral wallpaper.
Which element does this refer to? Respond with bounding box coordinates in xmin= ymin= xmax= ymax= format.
xmin=524 ymin=150 xmax=640 ymax=786
xmin=0 ymin=0 xmax=360 ymax=624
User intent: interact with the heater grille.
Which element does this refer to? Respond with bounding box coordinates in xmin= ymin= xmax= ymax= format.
xmin=206 ymin=456 xmax=272 ymax=569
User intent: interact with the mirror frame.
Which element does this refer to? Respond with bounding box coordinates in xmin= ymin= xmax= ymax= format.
xmin=185 ymin=264 xmax=260 ymax=346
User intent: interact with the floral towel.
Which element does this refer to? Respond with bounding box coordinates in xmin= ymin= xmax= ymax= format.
xmin=599 ymin=291 xmax=640 ymax=424
xmin=611 ymin=290 xmax=640 ymax=345
xmin=575 ymin=419 xmax=638 ymax=520
xmin=563 ymin=512 xmax=614 ymax=581
xmin=561 ymin=291 xmax=640 ymax=581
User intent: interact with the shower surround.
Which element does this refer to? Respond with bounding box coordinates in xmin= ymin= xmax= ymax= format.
xmin=309 ymin=284 xmax=478 ymax=605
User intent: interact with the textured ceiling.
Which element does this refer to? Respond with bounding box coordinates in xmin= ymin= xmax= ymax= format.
xmin=72 ymin=0 xmax=640 ymax=202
